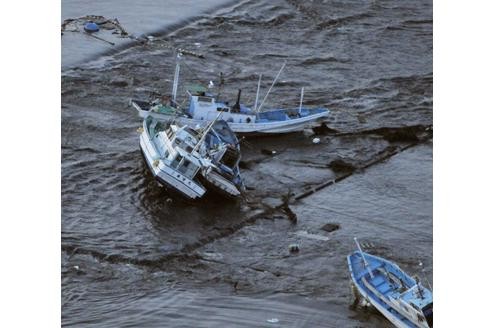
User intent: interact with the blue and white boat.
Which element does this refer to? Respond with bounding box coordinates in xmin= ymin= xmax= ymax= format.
xmin=131 ymin=54 xmax=329 ymax=135
xmin=347 ymin=238 xmax=433 ymax=328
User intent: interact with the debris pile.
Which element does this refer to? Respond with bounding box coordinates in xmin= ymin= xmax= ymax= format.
xmin=61 ymin=15 xmax=129 ymax=37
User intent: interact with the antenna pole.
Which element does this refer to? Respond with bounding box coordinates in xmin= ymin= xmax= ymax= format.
xmin=256 ymin=60 xmax=286 ymax=113
xmin=193 ymin=112 xmax=223 ymax=153
xmin=299 ymin=87 xmax=304 ymax=111
xmin=354 ymin=237 xmax=374 ymax=279
xmin=253 ymin=74 xmax=262 ymax=112
xmin=172 ymin=53 xmax=182 ymax=103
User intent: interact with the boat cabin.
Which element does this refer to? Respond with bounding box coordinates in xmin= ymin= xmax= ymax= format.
xmin=148 ymin=119 xmax=205 ymax=181
xmin=187 ymin=95 xmax=256 ymax=124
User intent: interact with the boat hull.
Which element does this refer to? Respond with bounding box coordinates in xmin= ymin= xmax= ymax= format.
xmin=200 ymin=170 xmax=241 ymax=198
xmin=349 ymin=277 xmax=415 ymax=328
xmin=132 ymin=102 xmax=328 ymax=135
xmin=347 ymin=252 xmax=428 ymax=328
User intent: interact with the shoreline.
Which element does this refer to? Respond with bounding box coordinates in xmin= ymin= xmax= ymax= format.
xmin=61 ymin=0 xmax=241 ymax=70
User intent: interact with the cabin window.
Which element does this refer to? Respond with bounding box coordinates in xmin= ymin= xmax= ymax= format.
xmin=177 ymin=159 xmax=199 ymax=179
xmin=178 ymin=160 xmax=190 ymax=174
xmin=220 ymin=147 xmax=239 ymax=168
xmin=198 ymin=96 xmax=212 ymax=103
xmin=171 ymin=155 xmax=183 ymax=168
xmin=217 ymin=107 xmax=229 ymax=112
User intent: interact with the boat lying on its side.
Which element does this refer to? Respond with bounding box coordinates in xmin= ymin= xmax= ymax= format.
xmin=130 ymin=54 xmax=329 ymax=135
xmin=139 ymin=116 xmax=243 ymax=200
xmin=347 ymin=238 xmax=433 ymax=328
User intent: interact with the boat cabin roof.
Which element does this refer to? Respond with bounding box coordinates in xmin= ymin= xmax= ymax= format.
xmin=185 ymin=84 xmax=208 ymax=95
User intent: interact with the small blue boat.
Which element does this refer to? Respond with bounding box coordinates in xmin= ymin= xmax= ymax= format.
xmin=83 ymin=21 xmax=99 ymax=33
xmin=347 ymin=238 xmax=433 ymax=328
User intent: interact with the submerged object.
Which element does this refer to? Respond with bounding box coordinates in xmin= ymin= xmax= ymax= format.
xmin=83 ymin=21 xmax=99 ymax=33
xmin=139 ymin=116 xmax=243 ymax=200
xmin=131 ymin=54 xmax=329 ymax=135
xmin=288 ymin=243 xmax=300 ymax=253
xmin=347 ymin=238 xmax=433 ymax=328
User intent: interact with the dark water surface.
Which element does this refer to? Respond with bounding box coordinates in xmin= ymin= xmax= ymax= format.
xmin=62 ymin=0 xmax=432 ymax=326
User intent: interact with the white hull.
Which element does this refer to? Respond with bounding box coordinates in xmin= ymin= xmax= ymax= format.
xmin=139 ymin=130 xmax=206 ymax=200
xmin=353 ymin=282 xmax=415 ymax=328
xmin=136 ymin=108 xmax=328 ymax=135
xmin=203 ymin=170 xmax=241 ymax=197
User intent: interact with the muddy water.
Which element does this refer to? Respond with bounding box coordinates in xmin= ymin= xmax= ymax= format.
xmin=62 ymin=0 xmax=432 ymax=326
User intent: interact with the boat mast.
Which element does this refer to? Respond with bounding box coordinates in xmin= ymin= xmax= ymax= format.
xmin=253 ymin=74 xmax=262 ymax=112
xmin=256 ymin=60 xmax=286 ymax=113
xmin=171 ymin=52 xmax=182 ymax=104
xmin=354 ymin=237 xmax=374 ymax=279
xmin=192 ymin=112 xmax=223 ymax=153
xmin=299 ymin=87 xmax=305 ymax=111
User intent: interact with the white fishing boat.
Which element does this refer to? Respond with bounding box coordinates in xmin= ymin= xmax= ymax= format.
xmin=139 ymin=115 xmax=242 ymax=199
xmin=131 ymin=54 xmax=329 ymax=135
xmin=347 ymin=238 xmax=433 ymax=328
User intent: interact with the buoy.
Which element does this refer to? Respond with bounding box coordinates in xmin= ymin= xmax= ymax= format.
xmin=84 ymin=21 xmax=99 ymax=33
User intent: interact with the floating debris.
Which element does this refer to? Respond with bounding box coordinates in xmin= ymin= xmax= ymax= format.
xmin=61 ymin=15 xmax=129 ymax=36
xmin=288 ymin=243 xmax=300 ymax=253
xmin=312 ymin=137 xmax=321 ymax=144
xmin=83 ymin=21 xmax=99 ymax=33
xmin=327 ymin=158 xmax=356 ymax=173
xmin=109 ymin=78 xmax=129 ymax=87
xmin=261 ymin=149 xmax=277 ymax=156
xmin=321 ymin=223 xmax=340 ymax=233
xmin=294 ymin=231 xmax=329 ymax=241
